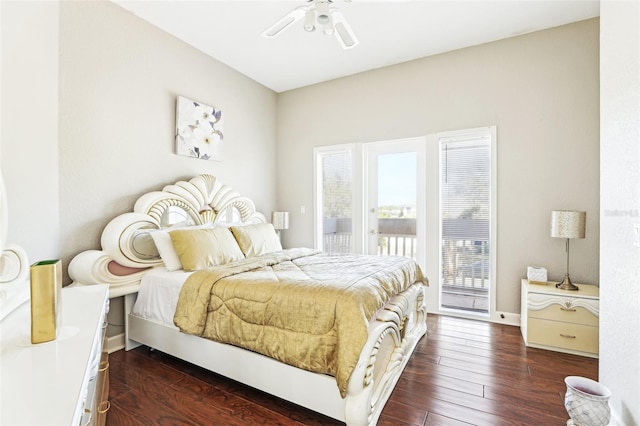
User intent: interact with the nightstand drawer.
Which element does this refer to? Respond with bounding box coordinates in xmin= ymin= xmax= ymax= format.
xmin=528 ymin=318 xmax=598 ymax=354
xmin=527 ymin=304 xmax=598 ymax=326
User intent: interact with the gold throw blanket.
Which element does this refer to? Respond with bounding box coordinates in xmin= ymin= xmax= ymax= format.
xmin=174 ymin=248 xmax=426 ymax=396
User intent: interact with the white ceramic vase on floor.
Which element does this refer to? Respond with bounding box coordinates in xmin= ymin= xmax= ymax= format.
xmin=564 ymin=376 xmax=611 ymax=426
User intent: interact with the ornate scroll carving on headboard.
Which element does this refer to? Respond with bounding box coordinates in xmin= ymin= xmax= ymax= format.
xmin=68 ymin=174 xmax=266 ymax=292
xmin=0 ymin=172 xmax=30 ymax=320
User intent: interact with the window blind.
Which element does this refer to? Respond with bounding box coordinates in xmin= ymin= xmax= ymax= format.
xmin=440 ymin=132 xmax=491 ymax=310
xmin=321 ymin=151 xmax=353 ymax=254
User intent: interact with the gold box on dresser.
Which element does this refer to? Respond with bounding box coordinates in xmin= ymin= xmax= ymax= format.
xmin=30 ymin=259 xmax=62 ymax=344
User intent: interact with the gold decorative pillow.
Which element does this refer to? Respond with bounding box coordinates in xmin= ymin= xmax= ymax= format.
xmin=230 ymin=223 xmax=282 ymax=257
xmin=169 ymin=227 xmax=245 ymax=271
xmin=150 ymin=223 xmax=214 ymax=271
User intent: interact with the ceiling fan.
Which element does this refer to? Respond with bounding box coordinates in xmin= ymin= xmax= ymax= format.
xmin=261 ymin=0 xmax=359 ymax=50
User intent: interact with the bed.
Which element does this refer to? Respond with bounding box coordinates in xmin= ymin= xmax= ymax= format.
xmin=69 ymin=174 xmax=428 ymax=426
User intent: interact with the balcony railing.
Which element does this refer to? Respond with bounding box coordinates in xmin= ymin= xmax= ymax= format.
xmin=322 ymin=232 xmax=418 ymax=258
xmin=323 ymin=217 xmax=353 ymax=254
xmin=323 ymin=218 xmax=418 ymax=257
xmin=442 ymin=240 xmax=489 ymax=291
xmin=323 ymin=232 xmax=353 ymax=254
xmin=441 ymin=235 xmax=489 ymax=313
xmin=377 ymin=218 xmax=416 ymax=258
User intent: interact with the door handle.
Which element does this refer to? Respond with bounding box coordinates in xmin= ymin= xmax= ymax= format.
xmin=369 ymin=229 xmax=377 ymax=235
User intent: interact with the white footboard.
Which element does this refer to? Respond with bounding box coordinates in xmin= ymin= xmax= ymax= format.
xmin=345 ymin=283 xmax=427 ymax=426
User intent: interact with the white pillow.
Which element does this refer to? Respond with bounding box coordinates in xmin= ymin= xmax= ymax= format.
xmin=150 ymin=223 xmax=214 ymax=271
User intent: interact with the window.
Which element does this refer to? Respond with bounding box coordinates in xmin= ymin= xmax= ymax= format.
xmin=439 ymin=128 xmax=494 ymax=314
xmin=314 ymin=145 xmax=354 ymax=254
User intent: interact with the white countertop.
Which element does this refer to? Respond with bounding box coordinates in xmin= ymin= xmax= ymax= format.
xmin=0 ymin=285 xmax=109 ymax=425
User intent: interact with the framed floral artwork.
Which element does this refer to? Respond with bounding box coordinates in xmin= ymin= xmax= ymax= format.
xmin=175 ymin=96 xmax=223 ymax=161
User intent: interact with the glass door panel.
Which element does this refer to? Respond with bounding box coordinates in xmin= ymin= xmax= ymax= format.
xmin=365 ymin=139 xmax=425 ymax=267
xmin=439 ymin=132 xmax=492 ymax=314
xmin=375 ymin=152 xmax=417 ymax=258
xmin=317 ymin=148 xmax=354 ymax=254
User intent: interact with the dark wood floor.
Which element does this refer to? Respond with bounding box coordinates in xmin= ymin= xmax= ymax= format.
xmin=107 ymin=314 xmax=598 ymax=425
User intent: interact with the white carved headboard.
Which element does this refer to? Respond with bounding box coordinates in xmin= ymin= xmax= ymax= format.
xmin=69 ymin=174 xmax=266 ymax=296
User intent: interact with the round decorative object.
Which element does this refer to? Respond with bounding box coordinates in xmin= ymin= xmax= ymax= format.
xmin=564 ymin=376 xmax=611 ymax=426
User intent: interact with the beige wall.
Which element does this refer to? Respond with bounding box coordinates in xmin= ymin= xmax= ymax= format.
xmin=276 ymin=19 xmax=600 ymax=316
xmin=58 ymin=1 xmax=278 ymax=280
xmin=599 ymin=1 xmax=640 ymax=424
xmin=1 ymin=1 xmax=60 ymax=263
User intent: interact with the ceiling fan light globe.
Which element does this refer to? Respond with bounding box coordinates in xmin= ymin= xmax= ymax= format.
xmin=304 ymin=24 xmax=316 ymax=32
xmin=317 ymin=14 xmax=330 ymax=25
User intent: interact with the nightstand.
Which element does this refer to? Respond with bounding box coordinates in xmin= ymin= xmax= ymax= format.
xmin=0 ymin=285 xmax=110 ymax=424
xmin=520 ymin=278 xmax=599 ymax=358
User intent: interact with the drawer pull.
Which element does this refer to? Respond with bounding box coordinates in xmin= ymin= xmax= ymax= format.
xmin=99 ymin=361 xmax=110 ymax=372
xmin=560 ymin=307 xmax=576 ymax=312
xmin=560 ymin=333 xmax=577 ymax=339
xmin=98 ymin=400 xmax=111 ymax=414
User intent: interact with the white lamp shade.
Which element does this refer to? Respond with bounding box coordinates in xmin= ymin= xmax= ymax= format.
xmin=272 ymin=211 xmax=290 ymax=230
xmin=551 ymin=210 xmax=586 ymax=239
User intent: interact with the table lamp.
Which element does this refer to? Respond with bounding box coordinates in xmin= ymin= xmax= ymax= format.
xmin=272 ymin=211 xmax=289 ymax=241
xmin=550 ymin=210 xmax=586 ymax=291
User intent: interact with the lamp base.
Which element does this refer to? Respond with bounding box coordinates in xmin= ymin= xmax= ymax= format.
xmin=556 ymin=274 xmax=579 ymax=291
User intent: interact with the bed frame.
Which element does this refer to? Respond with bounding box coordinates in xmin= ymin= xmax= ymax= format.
xmin=69 ymin=174 xmax=427 ymax=426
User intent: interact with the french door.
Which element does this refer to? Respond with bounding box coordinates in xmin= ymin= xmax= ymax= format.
xmin=314 ymin=139 xmax=425 ymax=268
xmin=364 ymin=138 xmax=426 ymax=268
xmin=438 ymin=127 xmax=495 ymax=316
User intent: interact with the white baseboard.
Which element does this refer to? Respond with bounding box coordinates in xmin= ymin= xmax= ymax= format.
xmin=107 ymin=332 xmax=125 ymax=354
xmin=490 ymin=311 xmax=521 ymax=327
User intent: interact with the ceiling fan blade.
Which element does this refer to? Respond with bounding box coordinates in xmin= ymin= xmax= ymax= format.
xmin=330 ymin=8 xmax=359 ymax=49
xmin=262 ymin=6 xmax=308 ymax=38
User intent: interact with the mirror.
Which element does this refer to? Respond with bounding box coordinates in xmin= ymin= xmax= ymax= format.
xmin=130 ymin=228 xmax=160 ymax=260
xmin=160 ymin=205 xmax=192 ymax=228
xmin=215 ymin=205 xmax=242 ymax=224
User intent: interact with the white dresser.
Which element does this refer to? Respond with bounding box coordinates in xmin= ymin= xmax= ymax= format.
xmin=520 ymin=278 xmax=599 ymax=358
xmin=0 ymin=285 xmax=110 ymax=425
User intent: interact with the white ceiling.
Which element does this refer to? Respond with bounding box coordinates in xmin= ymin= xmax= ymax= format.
xmin=114 ymin=0 xmax=600 ymax=93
